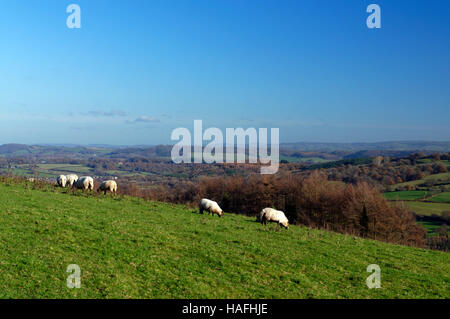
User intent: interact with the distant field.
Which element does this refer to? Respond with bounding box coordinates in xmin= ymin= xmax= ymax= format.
xmin=104 ymin=170 xmax=154 ymax=177
xmin=383 ymin=191 xmax=432 ymax=201
xmin=0 ymin=181 xmax=448 ymax=298
xmin=280 ymin=155 xmax=330 ymax=164
xmin=393 ymin=172 xmax=450 ymax=190
xmin=417 ymin=159 xmax=450 ymax=167
xmin=428 ymin=192 xmax=450 ymax=203
xmin=5 ymin=164 xmax=93 ymax=178
xmin=37 ymin=164 xmax=91 ymax=172
xmin=403 ymin=202 xmax=450 ymax=216
xmin=418 ymin=221 xmax=450 ymax=237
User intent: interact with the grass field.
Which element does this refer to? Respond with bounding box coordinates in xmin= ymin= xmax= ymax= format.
xmin=384 ymin=191 xmax=449 ymax=217
xmin=428 ymin=192 xmax=450 ymax=203
xmin=2 ymin=164 xmax=156 ymax=179
xmin=37 ymin=164 xmax=92 ymax=173
xmin=0 ymin=182 xmax=448 ymax=298
xmin=403 ymin=201 xmax=450 ymax=216
xmin=279 ymin=155 xmax=331 ymax=164
xmin=385 ymin=170 xmax=450 ymax=219
xmin=393 ymin=172 xmax=450 ymax=189
xmin=417 ymin=159 xmax=450 ymax=167
xmin=383 ymin=191 xmax=432 ymax=201
xmin=418 ymin=221 xmax=450 ymax=237
xmin=2 ymin=164 xmax=93 ymax=178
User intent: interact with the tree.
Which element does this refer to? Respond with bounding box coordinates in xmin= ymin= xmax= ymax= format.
xmin=437 ymin=224 xmax=448 ymax=237
xmin=433 ymin=163 xmax=447 ymax=174
xmin=373 ymin=156 xmax=383 ymax=167
xmin=360 ymin=203 xmax=369 ymax=237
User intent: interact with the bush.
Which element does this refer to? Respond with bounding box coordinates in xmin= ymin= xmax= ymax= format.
xmin=426 ymin=235 xmax=450 ymax=252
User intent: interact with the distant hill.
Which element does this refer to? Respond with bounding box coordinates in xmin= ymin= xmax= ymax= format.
xmin=281 ymin=141 xmax=450 ymax=152
xmin=0 ymin=141 xmax=448 ymax=161
xmin=0 ymin=143 xmax=34 ymax=154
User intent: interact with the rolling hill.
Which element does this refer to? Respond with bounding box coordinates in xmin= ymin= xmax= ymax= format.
xmin=0 ymin=180 xmax=448 ymax=298
xmin=1 ymin=141 xmax=450 ymax=161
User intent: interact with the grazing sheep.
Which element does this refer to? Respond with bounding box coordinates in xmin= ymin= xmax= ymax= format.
xmin=199 ymin=198 xmax=223 ymax=217
xmin=27 ymin=177 xmax=35 ymax=182
xmin=256 ymin=209 xmax=266 ymax=222
xmin=72 ymin=176 xmax=94 ymax=192
xmin=98 ymin=180 xmax=117 ymax=195
xmin=66 ymin=174 xmax=79 ymax=187
xmin=57 ymin=175 xmax=67 ymax=188
xmin=260 ymin=208 xmax=289 ymax=231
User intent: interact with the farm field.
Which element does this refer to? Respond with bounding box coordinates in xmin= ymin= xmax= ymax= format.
xmin=383 ymin=191 xmax=432 ymax=201
xmin=417 ymin=159 xmax=450 ymax=167
xmin=385 ymin=170 xmax=450 ymax=221
xmin=2 ymin=164 xmax=92 ymax=178
xmin=1 ymin=164 xmax=147 ymax=180
xmin=428 ymin=192 xmax=450 ymax=203
xmin=0 ymin=181 xmax=448 ymax=298
xmin=279 ymin=155 xmax=331 ymax=164
xmin=1 ymin=163 xmax=181 ymax=181
xmin=392 ymin=172 xmax=450 ymax=190
xmin=403 ymin=202 xmax=450 ymax=217
xmin=418 ymin=221 xmax=450 ymax=237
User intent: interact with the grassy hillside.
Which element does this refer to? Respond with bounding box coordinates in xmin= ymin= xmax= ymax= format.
xmin=0 ymin=182 xmax=448 ymax=299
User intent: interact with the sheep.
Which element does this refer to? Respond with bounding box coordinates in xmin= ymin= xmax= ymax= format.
xmin=66 ymin=174 xmax=79 ymax=187
xmin=72 ymin=176 xmax=94 ymax=192
xmin=199 ymin=198 xmax=223 ymax=217
xmin=260 ymin=208 xmax=289 ymax=231
xmin=256 ymin=209 xmax=266 ymax=222
xmin=57 ymin=175 xmax=67 ymax=188
xmin=98 ymin=180 xmax=117 ymax=195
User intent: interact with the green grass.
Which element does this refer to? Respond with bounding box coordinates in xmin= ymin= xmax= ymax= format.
xmin=9 ymin=164 xmax=93 ymax=178
xmin=279 ymin=155 xmax=330 ymax=164
xmin=0 ymin=182 xmax=448 ymax=299
xmin=383 ymin=191 xmax=432 ymax=201
xmin=418 ymin=221 xmax=450 ymax=237
xmin=393 ymin=172 xmax=450 ymax=189
xmin=428 ymin=192 xmax=450 ymax=203
xmin=403 ymin=201 xmax=450 ymax=216
xmin=417 ymin=159 xmax=450 ymax=167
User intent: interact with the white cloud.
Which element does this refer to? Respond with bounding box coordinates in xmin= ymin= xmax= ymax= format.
xmin=80 ymin=110 xmax=128 ymax=117
xmin=128 ymin=115 xmax=161 ymax=124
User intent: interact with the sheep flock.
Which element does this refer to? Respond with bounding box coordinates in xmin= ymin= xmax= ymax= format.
xmin=53 ymin=175 xmax=288 ymax=231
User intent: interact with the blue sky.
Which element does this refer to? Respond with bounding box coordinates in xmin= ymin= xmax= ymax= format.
xmin=0 ymin=0 xmax=449 ymax=145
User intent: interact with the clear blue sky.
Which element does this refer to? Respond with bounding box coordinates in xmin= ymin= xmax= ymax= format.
xmin=1 ymin=0 xmax=449 ymax=145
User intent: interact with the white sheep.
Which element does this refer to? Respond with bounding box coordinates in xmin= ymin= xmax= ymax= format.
xmin=199 ymin=198 xmax=223 ymax=217
xmin=72 ymin=176 xmax=94 ymax=192
xmin=260 ymin=208 xmax=289 ymax=231
xmin=98 ymin=180 xmax=117 ymax=195
xmin=256 ymin=209 xmax=266 ymax=222
xmin=57 ymin=175 xmax=67 ymax=188
xmin=66 ymin=174 xmax=79 ymax=187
